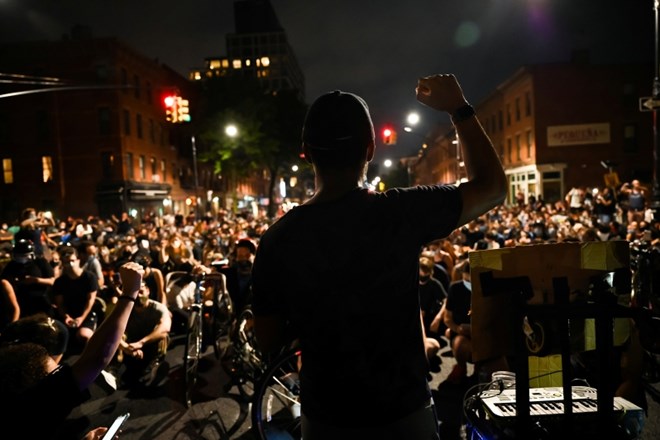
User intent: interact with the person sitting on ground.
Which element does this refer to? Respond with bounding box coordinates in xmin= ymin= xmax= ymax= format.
xmin=0 ymin=278 xmax=20 ymax=332
xmin=0 ymin=262 xmax=144 ymax=439
xmin=443 ymin=260 xmax=473 ymax=384
xmin=0 ymin=312 xmax=69 ymax=365
xmin=51 ymin=245 xmax=99 ymax=349
xmin=113 ymin=281 xmax=171 ymax=388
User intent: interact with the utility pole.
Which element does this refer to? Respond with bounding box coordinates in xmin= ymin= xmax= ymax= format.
xmin=191 ymin=135 xmax=200 ymax=220
xmin=653 ymin=1 xmax=660 ymax=220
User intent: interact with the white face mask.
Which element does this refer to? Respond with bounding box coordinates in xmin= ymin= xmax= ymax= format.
xmin=14 ymin=256 xmax=31 ymax=264
xmin=463 ymin=280 xmax=472 ymax=291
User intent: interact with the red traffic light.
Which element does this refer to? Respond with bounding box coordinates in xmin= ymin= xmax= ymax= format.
xmin=382 ymin=127 xmax=397 ymax=145
xmin=164 ymin=95 xmax=176 ymax=107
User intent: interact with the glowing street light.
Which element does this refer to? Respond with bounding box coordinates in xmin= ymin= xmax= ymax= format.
xmin=406 ymin=112 xmax=420 ymax=126
xmin=383 ymin=159 xmax=393 ymax=168
xmin=225 ymin=124 xmax=238 ymax=138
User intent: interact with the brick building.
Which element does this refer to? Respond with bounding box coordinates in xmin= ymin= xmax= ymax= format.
xmin=0 ymin=28 xmax=198 ymax=222
xmin=411 ymin=60 xmax=654 ymax=205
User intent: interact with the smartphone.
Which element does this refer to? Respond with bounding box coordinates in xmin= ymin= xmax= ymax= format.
xmin=101 ymin=412 xmax=130 ymax=440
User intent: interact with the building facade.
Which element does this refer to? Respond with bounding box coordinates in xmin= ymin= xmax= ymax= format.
xmin=0 ymin=31 xmax=198 ymax=222
xmin=411 ymin=60 xmax=654 ymax=205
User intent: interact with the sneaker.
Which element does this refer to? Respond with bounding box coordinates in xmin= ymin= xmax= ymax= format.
xmin=445 ymin=363 xmax=467 ymax=385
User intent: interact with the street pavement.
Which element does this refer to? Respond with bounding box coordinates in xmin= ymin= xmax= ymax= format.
xmin=60 ymin=338 xmax=660 ymax=440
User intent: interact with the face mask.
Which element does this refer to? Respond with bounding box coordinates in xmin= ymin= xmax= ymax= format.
xmin=419 ymin=274 xmax=431 ymax=283
xmin=463 ymin=280 xmax=472 ymax=291
xmin=14 ymin=256 xmax=30 ymax=264
xmin=237 ymin=260 xmax=253 ymax=272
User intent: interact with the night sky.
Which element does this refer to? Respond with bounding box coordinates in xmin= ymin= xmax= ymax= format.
xmin=0 ymin=0 xmax=654 ymax=158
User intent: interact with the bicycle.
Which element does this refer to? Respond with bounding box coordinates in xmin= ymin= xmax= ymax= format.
xmin=219 ymin=305 xmax=267 ymax=401
xmin=250 ymin=343 xmax=302 ymax=440
xmin=165 ymin=269 xmax=234 ymax=407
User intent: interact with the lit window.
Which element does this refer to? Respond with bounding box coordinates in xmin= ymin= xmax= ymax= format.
xmin=2 ymin=158 xmax=13 ymax=184
xmin=42 ymin=156 xmax=53 ymax=182
xmin=209 ymin=59 xmax=221 ymax=69
xmin=232 ymin=59 xmax=242 ymax=69
xmin=139 ymin=155 xmax=146 ymax=179
xmin=161 ymin=159 xmax=167 ymax=181
xmin=260 ymin=57 xmax=270 ymax=67
xmin=222 ymin=59 xmax=229 ymax=68
xmin=245 ymin=59 xmax=251 ymax=67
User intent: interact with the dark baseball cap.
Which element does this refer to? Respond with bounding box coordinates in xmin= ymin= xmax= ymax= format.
xmin=302 ymin=90 xmax=375 ymax=151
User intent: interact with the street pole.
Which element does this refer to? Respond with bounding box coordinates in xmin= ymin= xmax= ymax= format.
xmin=191 ymin=135 xmax=200 ymax=220
xmin=653 ymin=0 xmax=660 ymax=221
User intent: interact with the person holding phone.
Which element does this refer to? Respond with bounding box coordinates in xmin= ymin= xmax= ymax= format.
xmin=0 ymin=262 xmax=144 ymax=438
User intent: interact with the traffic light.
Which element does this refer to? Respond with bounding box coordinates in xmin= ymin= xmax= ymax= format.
xmin=176 ymin=97 xmax=191 ymax=122
xmin=164 ymin=95 xmax=177 ymax=122
xmin=382 ymin=127 xmax=397 ymax=145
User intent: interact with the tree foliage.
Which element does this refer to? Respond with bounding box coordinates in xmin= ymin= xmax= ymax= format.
xmin=194 ymin=76 xmax=308 ymax=216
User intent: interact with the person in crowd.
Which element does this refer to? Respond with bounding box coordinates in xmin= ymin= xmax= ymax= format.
xmin=0 ymin=239 xmax=55 ymax=318
xmin=13 ymin=207 xmax=54 ymax=258
xmin=0 ymin=312 xmax=69 ymax=365
xmin=252 ymin=74 xmax=507 ymax=439
xmin=565 ymin=186 xmax=586 ymax=215
xmin=221 ymin=238 xmax=257 ymax=314
xmin=80 ymin=240 xmax=105 ymax=289
xmin=0 ymin=278 xmax=20 ymax=331
xmin=0 ymin=262 xmax=144 ymax=439
xmin=419 ymin=254 xmax=447 ymax=373
xmin=131 ymin=253 xmax=167 ymax=305
xmin=112 ymin=280 xmax=171 ymax=388
xmin=620 ymin=180 xmax=648 ymax=224
xmin=159 ymin=232 xmax=196 ymax=273
xmin=442 ymin=261 xmax=474 ymax=385
xmin=593 ymin=186 xmax=616 ymax=226
xmin=51 ymin=245 xmax=99 ymax=349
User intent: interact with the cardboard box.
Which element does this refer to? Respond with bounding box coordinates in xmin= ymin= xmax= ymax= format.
xmin=469 ymin=241 xmax=630 ymax=362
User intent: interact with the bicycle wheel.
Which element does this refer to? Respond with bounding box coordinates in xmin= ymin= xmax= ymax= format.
xmin=251 ymin=347 xmax=302 ymax=440
xmin=212 ymin=292 xmax=234 ymax=361
xmin=183 ymin=305 xmax=203 ymax=408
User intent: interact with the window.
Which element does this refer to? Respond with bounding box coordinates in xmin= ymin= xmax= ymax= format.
xmin=526 ymin=130 xmax=533 ymax=158
xmin=42 ymin=156 xmax=53 ymax=182
xmin=121 ymin=68 xmax=128 ymax=93
xmin=101 ymin=152 xmax=114 ymax=179
xmin=515 ymin=98 xmax=520 ymax=122
xmin=506 ymin=104 xmax=511 ymax=126
xmin=2 ymin=158 xmax=13 ymax=184
xmin=126 ymin=153 xmax=134 ymax=179
xmin=96 ymin=64 xmax=108 ymax=81
xmin=36 ymin=110 xmax=49 ymax=141
xmin=123 ymin=109 xmax=131 ymax=135
xmin=161 ymin=159 xmax=167 ymax=181
xmin=151 ymin=156 xmax=157 ymax=176
xmin=133 ymin=74 xmax=140 ymax=99
xmin=149 ymin=119 xmax=155 ymax=143
xmin=139 ymin=155 xmax=146 ymax=179
xmin=498 ymin=110 xmax=503 ymax=131
xmin=146 ymin=81 xmax=152 ymax=103
xmin=525 ymin=92 xmax=532 ymax=116
xmin=507 ymin=138 xmax=513 ymax=162
xmin=136 ymin=114 xmax=143 ymax=139
xmin=98 ymin=107 xmax=111 ymax=135
xmin=516 ymin=134 xmax=521 ymax=160
xmin=623 ymin=124 xmax=638 ymax=153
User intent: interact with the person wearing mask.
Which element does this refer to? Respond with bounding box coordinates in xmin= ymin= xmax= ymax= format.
xmin=252 ymin=74 xmax=507 ymax=439
xmin=0 ymin=239 xmax=55 ymax=318
xmin=51 ymin=246 xmax=99 ymax=349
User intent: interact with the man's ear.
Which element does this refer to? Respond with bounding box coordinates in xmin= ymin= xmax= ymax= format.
xmin=366 ymin=140 xmax=375 ymax=162
xmin=302 ymin=143 xmax=313 ymax=163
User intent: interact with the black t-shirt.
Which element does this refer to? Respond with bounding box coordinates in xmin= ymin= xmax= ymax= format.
xmin=252 ymin=185 xmax=461 ymax=427
xmin=445 ymin=280 xmax=472 ymax=327
xmin=52 ymin=271 xmax=99 ymax=317
xmin=419 ymin=276 xmax=446 ymax=331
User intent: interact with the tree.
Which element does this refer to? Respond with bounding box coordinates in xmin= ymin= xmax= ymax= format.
xmin=195 ymin=77 xmax=307 ymax=217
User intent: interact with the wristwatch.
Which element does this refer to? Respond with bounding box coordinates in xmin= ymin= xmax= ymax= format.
xmin=452 ymin=104 xmax=475 ymax=122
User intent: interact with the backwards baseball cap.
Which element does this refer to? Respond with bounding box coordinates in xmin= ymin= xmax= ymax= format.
xmin=302 ymin=90 xmax=375 ymax=151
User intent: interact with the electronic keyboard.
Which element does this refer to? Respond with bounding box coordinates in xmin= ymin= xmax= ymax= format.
xmin=479 ymin=386 xmax=642 ymax=419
